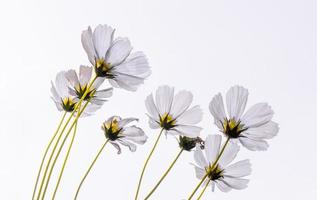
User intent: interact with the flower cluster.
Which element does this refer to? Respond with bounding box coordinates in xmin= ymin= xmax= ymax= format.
xmin=33 ymin=24 xmax=279 ymax=200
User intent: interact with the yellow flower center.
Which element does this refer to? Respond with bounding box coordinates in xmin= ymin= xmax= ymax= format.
xmin=61 ymin=97 xmax=76 ymax=112
xmin=223 ymin=118 xmax=246 ymax=138
xmin=160 ymin=113 xmax=176 ymax=130
xmin=95 ymin=58 xmax=113 ymax=78
xmin=103 ymin=118 xmax=122 ymax=141
xmin=205 ymin=164 xmax=223 ymax=180
xmin=105 ymin=118 xmax=120 ymax=133
xmin=75 ymin=84 xmax=95 ymax=101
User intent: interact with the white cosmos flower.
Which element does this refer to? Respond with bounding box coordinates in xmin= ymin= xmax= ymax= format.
xmin=65 ymin=65 xmax=113 ymax=115
xmin=51 ymin=70 xmax=78 ymax=112
xmin=193 ymin=135 xmax=251 ymax=192
xmin=209 ymin=85 xmax=279 ymax=151
xmin=81 ymin=24 xmax=151 ymax=91
xmin=102 ymin=116 xmax=148 ymax=154
xmin=145 ymin=85 xmax=203 ymax=138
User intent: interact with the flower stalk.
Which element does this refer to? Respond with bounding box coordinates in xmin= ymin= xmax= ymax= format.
xmin=144 ymin=148 xmax=184 ymax=200
xmin=74 ymin=139 xmax=110 ymax=200
xmin=52 ymin=119 xmax=79 ymax=199
xmin=36 ymin=76 xmax=97 ymax=200
xmin=32 ymin=111 xmax=67 ymax=200
xmin=134 ymin=128 xmax=164 ymax=200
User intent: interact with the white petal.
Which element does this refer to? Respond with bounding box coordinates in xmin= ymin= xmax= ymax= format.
xmin=155 ymin=85 xmax=174 ymax=116
xmin=65 ymin=69 xmax=79 ymax=88
xmin=81 ymin=26 xmax=97 ymax=64
xmin=79 ymin=65 xmax=92 ymax=86
xmin=205 ymin=135 xmax=221 ymax=164
xmin=243 ymin=121 xmax=278 ymax=139
xmin=113 ymin=51 xmax=151 ymax=78
xmin=111 ymin=73 xmax=145 ymax=91
xmin=148 ymin=116 xmax=160 ymax=129
xmin=55 ymin=71 xmax=69 ymax=98
xmin=118 ymin=118 xmax=138 ymax=128
xmin=51 ymin=97 xmax=63 ymax=111
xmin=170 ymin=90 xmax=193 ymax=118
xmin=172 ymin=125 xmax=202 ymax=138
xmin=110 ymin=141 xmax=122 ymax=154
xmin=92 ymin=77 xmax=106 ymax=89
xmin=176 ymin=105 xmax=203 ymax=125
xmin=89 ymin=99 xmax=106 ymax=106
xmin=226 ymin=86 xmax=248 ymax=120
xmin=194 ymin=165 xmax=205 ymax=180
xmin=222 ymin=176 xmax=249 ymax=190
xmin=118 ymin=139 xmax=137 ymax=152
xmin=123 ymin=126 xmax=148 ymax=144
xmin=194 ymin=146 xmax=208 ymax=168
xmin=84 ymin=103 xmax=102 ymax=114
xmin=93 ymin=24 xmax=114 ymax=59
xmin=239 ymin=136 xmax=269 ymax=151
xmin=209 ymin=93 xmax=226 ymax=130
xmin=241 ymin=103 xmax=274 ymax=128
xmin=95 ymin=88 xmax=113 ymax=99
xmin=218 ymin=140 xmax=240 ymax=167
xmin=145 ymin=94 xmax=160 ymax=121
xmin=215 ymin=179 xmax=232 ymax=192
xmin=51 ymin=81 xmax=60 ymax=101
xmin=224 ymin=159 xmax=252 ymax=178
xmin=107 ymin=37 xmax=132 ymax=66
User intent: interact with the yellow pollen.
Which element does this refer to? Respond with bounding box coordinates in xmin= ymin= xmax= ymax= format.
xmin=106 ymin=118 xmax=120 ymax=133
xmin=96 ymin=58 xmax=111 ymax=71
xmin=62 ymin=97 xmax=74 ymax=105
xmin=224 ymin=119 xmax=241 ymax=132
xmin=161 ymin=113 xmax=175 ymax=124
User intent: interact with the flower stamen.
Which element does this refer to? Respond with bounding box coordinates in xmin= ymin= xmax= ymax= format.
xmin=222 ymin=118 xmax=247 ymax=138
xmin=160 ymin=113 xmax=176 ymax=130
xmin=61 ymin=97 xmax=76 ymax=112
xmin=94 ymin=58 xmax=114 ymax=78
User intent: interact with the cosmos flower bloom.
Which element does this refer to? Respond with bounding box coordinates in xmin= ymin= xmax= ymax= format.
xmin=209 ymin=85 xmax=279 ymax=151
xmin=81 ymin=24 xmax=151 ymax=91
xmin=102 ymin=116 xmax=148 ymax=154
xmin=51 ymin=70 xmax=77 ymax=112
xmin=145 ymin=85 xmax=203 ymax=138
xmin=65 ymin=65 xmax=113 ymax=115
xmin=193 ymin=134 xmax=251 ymax=192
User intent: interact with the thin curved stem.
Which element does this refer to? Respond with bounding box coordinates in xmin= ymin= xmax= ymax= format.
xmin=41 ymin=101 xmax=90 ymax=200
xmin=32 ymin=111 xmax=67 ymax=200
xmin=36 ymin=76 xmax=97 ymax=200
xmin=144 ymin=148 xmax=184 ymax=200
xmin=197 ymin=178 xmax=211 ymax=200
xmin=51 ymin=120 xmax=78 ymax=199
xmin=134 ymin=128 xmax=164 ymax=200
xmin=74 ymin=139 xmax=110 ymax=200
xmin=188 ymin=174 xmax=208 ymax=200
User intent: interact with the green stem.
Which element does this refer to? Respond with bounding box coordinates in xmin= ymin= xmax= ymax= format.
xmin=36 ymin=76 xmax=97 ymax=200
xmin=134 ymin=128 xmax=164 ymax=200
xmin=32 ymin=111 xmax=67 ymax=200
xmin=212 ymin=137 xmax=230 ymax=169
xmin=144 ymin=148 xmax=184 ymax=200
xmin=41 ymin=101 xmax=90 ymax=200
xmin=188 ymin=174 xmax=208 ymax=200
xmin=187 ymin=137 xmax=231 ymax=200
xmin=74 ymin=139 xmax=110 ymax=200
xmin=197 ymin=178 xmax=211 ymax=200
xmin=51 ymin=120 xmax=78 ymax=199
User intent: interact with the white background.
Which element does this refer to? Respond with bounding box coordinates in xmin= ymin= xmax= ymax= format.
xmin=0 ymin=0 xmax=316 ymax=199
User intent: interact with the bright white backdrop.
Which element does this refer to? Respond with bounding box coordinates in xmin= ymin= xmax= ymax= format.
xmin=0 ymin=0 xmax=316 ymax=199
